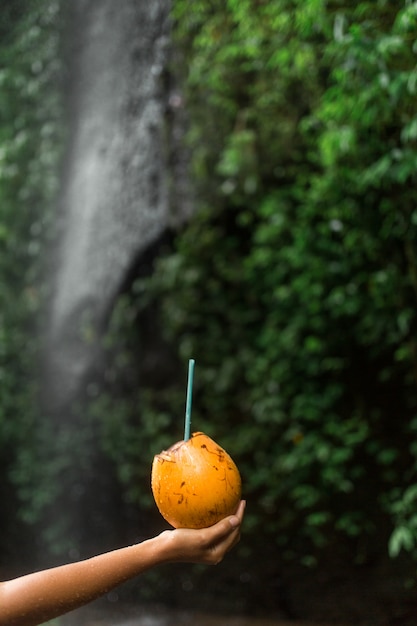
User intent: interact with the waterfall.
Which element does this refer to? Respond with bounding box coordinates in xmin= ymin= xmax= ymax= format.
xmin=40 ymin=0 xmax=191 ymax=554
xmin=44 ymin=0 xmax=189 ymax=416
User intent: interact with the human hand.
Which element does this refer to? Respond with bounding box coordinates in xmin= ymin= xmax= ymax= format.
xmin=159 ymin=499 xmax=245 ymax=565
xmin=0 ymin=501 xmax=244 ymax=626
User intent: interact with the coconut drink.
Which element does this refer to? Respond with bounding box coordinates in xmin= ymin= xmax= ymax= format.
xmin=151 ymin=431 xmax=242 ymax=529
xmin=151 ymin=360 xmax=242 ymax=528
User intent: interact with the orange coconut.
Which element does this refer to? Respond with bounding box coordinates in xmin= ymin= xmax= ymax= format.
xmin=151 ymin=431 xmax=242 ymax=529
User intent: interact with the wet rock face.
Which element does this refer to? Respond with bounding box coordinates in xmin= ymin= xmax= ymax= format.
xmin=37 ymin=0 xmax=191 ymax=557
xmin=43 ymin=0 xmax=187 ymax=416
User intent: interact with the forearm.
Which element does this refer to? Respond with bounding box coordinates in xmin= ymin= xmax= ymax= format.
xmin=0 ymin=535 xmax=170 ymax=626
xmin=0 ymin=502 xmax=245 ymax=626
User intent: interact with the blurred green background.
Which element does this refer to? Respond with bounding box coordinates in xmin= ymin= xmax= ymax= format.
xmin=2 ymin=0 xmax=417 ymax=622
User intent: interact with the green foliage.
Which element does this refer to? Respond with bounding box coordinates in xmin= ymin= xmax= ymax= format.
xmin=0 ymin=0 xmax=62 ymax=549
xmin=4 ymin=0 xmax=416 ymax=580
xmin=100 ymin=0 xmax=417 ymax=567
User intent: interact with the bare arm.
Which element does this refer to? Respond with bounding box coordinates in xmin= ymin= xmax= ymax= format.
xmin=0 ymin=500 xmax=245 ymax=626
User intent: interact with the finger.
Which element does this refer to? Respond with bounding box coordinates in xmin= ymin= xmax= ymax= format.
xmin=202 ymin=518 xmax=237 ymax=548
xmin=216 ymin=500 xmax=245 ymax=539
xmin=228 ymin=499 xmax=246 ymax=528
xmin=234 ymin=499 xmax=246 ymax=522
xmin=222 ymin=501 xmax=245 ymax=550
xmin=197 ymin=499 xmax=246 ymax=553
xmin=215 ymin=525 xmax=241 ymax=560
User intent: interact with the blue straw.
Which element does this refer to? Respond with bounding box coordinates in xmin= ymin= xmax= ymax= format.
xmin=184 ymin=359 xmax=195 ymax=441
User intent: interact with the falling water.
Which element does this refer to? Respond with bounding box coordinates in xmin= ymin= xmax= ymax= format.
xmin=40 ymin=0 xmax=191 ymax=555
xmin=43 ymin=0 xmax=182 ymax=415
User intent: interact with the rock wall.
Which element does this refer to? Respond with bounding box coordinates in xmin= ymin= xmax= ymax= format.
xmin=39 ymin=0 xmax=191 ymax=556
xmin=43 ymin=0 xmax=189 ymax=416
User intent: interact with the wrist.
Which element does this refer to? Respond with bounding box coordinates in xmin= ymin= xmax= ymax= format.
xmin=143 ymin=531 xmax=178 ymax=565
xmin=156 ymin=530 xmax=182 ymax=563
